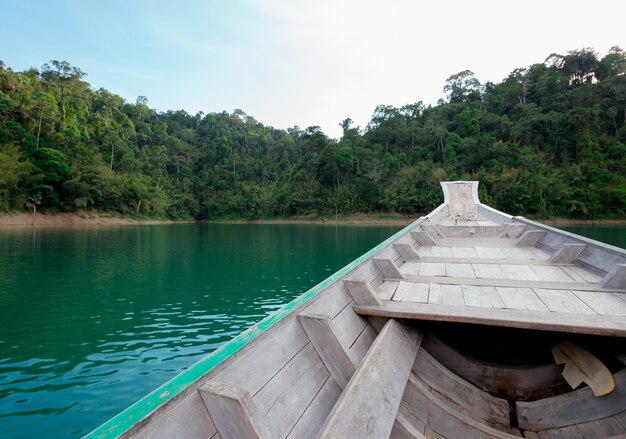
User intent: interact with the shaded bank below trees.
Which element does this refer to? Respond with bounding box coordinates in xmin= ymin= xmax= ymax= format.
xmin=1 ymin=48 xmax=625 ymax=220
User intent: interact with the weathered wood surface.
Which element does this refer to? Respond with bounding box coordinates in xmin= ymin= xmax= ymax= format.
xmin=515 ymin=230 xmax=546 ymax=247
xmin=393 ymin=281 xmax=429 ymax=303
xmin=390 ymin=407 xmax=428 ymax=439
xmin=499 ymin=223 xmax=527 ymax=239
xmin=516 ymin=369 xmax=626 ymax=431
xmin=603 ymin=264 xmax=626 ymax=289
xmin=317 ymin=320 xmax=422 ymax=439
xmin=213 ymin=318 xmax=310 ymax=396
xmin=132 ymin=390 xmax=217 ymax=439
xmin=199 ymin=382 xmax=270 ymax=439
xmin=394 ymin=243 xmax=421 ymax=261
xmin=396 ymin=275 xmax=622 ymax=293
xmin=255 ymin=343 xmax=330 ymax=438
xmin=377 ymin=280 xmax=399 ymax=300
xmin=388 ymin=280 xmax=626 ymax=317
xmin=331 ymin=300 xmax=368 ymax=350
xmin=373 ymin=258 xmax=403 ymax=279
xmin=422 ymin=335 xmax=563 ymax=396
xmin=297 ymin=313 xmax=357 ymax=390
xmin=400 ymin=374 xmax=520 ymax=438
xmin=348 ymin=323 xmax=378 ymax=363
xmin=551 ymin=341 xmax=615 ymax=396
xmin=343 ymin=279 xmax=382 ymax=306
xmin=286 ymin=377 xmax=342 ymax=439
xmin=549 ymin=244 xmax=587 ymax=264
xmin=412 ymin=230 xmax=438 ymax=246
xmin=412 ymin=349 xmax=510 ymax=428
xmin=353 ymin=301 xmax=626 ymax=336
xmin=462 ymin=285 xmax=505 ymax=308
xmin=417 ymin=257 xmax=554 ymax=265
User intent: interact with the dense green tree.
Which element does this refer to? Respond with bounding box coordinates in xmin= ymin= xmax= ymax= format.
xmin=0 ymin=50 xmax=624 ymax=220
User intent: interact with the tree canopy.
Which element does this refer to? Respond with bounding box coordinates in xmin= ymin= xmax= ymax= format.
xmin=1 ymin=48 xmax=625 ymax=219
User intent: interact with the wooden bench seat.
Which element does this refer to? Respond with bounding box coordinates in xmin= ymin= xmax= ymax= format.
xmin=517 ymin=368 xmax=626 ymax=431
xmin=317 ymin=319 xmax=422 ymax=439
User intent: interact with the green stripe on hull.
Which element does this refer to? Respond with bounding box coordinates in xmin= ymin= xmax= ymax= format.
xmin=85 ymin=218 xmax=421 ymax=438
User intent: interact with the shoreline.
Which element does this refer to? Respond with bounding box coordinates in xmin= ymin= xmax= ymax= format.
xmin=0 ymin=212 xmax=191 ymax=227
xmin=1 ymin=212 xmax=625 ymax=227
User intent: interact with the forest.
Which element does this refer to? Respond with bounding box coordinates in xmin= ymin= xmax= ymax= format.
xmin=0 ymin=47 xmax=625 ymax=220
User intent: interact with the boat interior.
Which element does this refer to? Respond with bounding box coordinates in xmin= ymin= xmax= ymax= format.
xmin=111 ymin=182 xmax=626 ymax=439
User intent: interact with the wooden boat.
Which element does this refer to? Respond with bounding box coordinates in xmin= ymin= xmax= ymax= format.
xmin=87 ymin=181 xmax=626 ymax=439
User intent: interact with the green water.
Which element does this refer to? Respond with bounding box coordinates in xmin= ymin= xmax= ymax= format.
xmin=560 ymin=225 xmax=626 ymax=250
xmin=0 ymin=224 xmax=401 ymax=438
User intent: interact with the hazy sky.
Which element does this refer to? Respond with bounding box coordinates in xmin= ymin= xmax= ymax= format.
xmin=2 ymin=0 xmax=624 ymax=138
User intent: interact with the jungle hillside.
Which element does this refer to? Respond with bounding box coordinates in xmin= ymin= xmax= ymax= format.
xmin=1 ymin=47 xmax=625 ymax=220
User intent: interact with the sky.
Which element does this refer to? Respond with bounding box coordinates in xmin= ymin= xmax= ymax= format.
xmin=1 ymin=0 xmax=625 ymax=138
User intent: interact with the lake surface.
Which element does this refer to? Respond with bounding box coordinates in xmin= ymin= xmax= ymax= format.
xmin=0 ymin=223 xmax=624 ymax=438
xmin=0 ymin=224 xmax=402 ymax=438
xmin=560 ymin=224 xmax=626 ymax=250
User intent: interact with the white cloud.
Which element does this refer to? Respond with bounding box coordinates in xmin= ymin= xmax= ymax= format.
xmin=234 ymin=0 xmax=625 ymax=138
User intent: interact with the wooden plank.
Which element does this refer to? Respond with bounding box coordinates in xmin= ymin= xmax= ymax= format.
xmin=475 ymin=247 xmax=507 ymax=259
xmin=501 ymin=264 xmax=541 ymax=281
xmin=429 ymin=246 xmax=454 ymax=258
xmin=199 ymin=382 xmax=270 ymax=439
xmin=398 ymin=274 xmax=623 ymax=293
xmin=530 ymin=265 xmax=578 ymax=283
xmin=497 ymin=287 xmax=548 ymax=311
xmin=445 ymin=263 xmax=476 ymax=278
xmin=286 ymin=377 xmax=342 ymax=439
xmin=133 ymin=391 xmax=217 ymax=439
xmin=419 ymin=262 xmax=447 ymax=277
xmin=422 ymin=335 xmax=563 ymax=396
xmin=549 ymin=244 xmax=587 ymax=264
xmin=428 ymin=283 xmax=464 ymax=306
xmin=552 ymin=341 xmax=615 ymax=396
xmin=318 ymin=320 xmax=422 ymax=439
xmin=353 ymin=301 xmax=626 ymax=337
xmin=462 ymin=285 xmax=505 ymax=308
xmin=394 ymin=243 xmax=421 ymax=261
xmin=568 ymin=265 xmax=601 ymax=283
xmin=343 ymin=279 xmax=382 ymax=306
xmin=560 ymin=266 xmax=587 ymax=282
xmin=332 ymin=301 xmax=367 ymax=349
xmin=400 ymin=375 xmax=519 ymax=439
xmin=297 ymin=313 xmax=356 ymax=390
xmin=472 ymin=263 xmax=507 ymax=279
xmin=452 ymin=247 xmax=479 ymax=258
xmin=572 ymin=291 xmax=626 ymax=316
xmin=412 ymin=230 xmax=437 ymax=246
xmin=415 ymin=246 xmax=433 ymax=258
xmin=377 ymin=281 xmax=399 ymax=300
xmin=440 ymin=238 xmax=516 ymax=247
xmin=602 ymin=264 xmax=626 ymax=289
xmin=412 ymin=349 xmax=510 ymax=428
xmin=420 ymin=257 xmax=554 ymax=265
xmin=575 ymin=417 xmax=626 ymax=438
xmin=516 ymin=369 xmax=626 ymax=430
xmin=374 ymin=258 xmax=403 ymax=279
xmin=213 ymin=318 xmax=309 ymax=395
xmin=394 ymin=281 xmax=430 ymax=303
xmin=536 ymin=426 xmax=583 ymax=439
xmin=499 ymin=223 xmax=527 ymax=239
xmin=391 ymin=407 xmax=427 ymax=439
xmin=534 ymin=289 xmax=595 ymax=314
xmin=305 ymin=284 xmax=353 ymax=319
xmin=255 ymin=344 xmax=329 ymax=438
xmin=348 ymin=324 xmax=378 ymax=363
xmin=515 ymin=230 xmax=546 ymax=247
xmin=401 ymin=261 xmax=422 ymax=276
